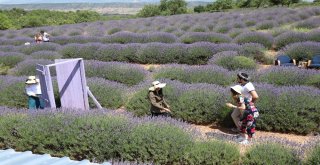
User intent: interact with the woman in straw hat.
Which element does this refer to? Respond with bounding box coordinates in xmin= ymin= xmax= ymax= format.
xmin=148 ymin=80 xmax=171 ymax=117
xmin=25 ymin=76 xmax=44 ymax=109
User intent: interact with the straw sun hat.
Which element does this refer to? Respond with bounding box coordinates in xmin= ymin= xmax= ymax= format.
xmin=149 ymin=81 xmax=166 ymax=91
xmin=25 ymin=76 xmax=39 ymax=84
xmin=230 ymin=85 xmax=242 ymax=95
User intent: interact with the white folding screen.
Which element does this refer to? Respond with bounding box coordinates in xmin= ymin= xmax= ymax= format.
xmin=37 ymin=58 xmax=90 ymax=110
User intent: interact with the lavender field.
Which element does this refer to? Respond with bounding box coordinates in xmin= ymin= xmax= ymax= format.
xmin=1 ymin=6 xmax=320 ymax=163
xmin=1 ymin=5 xmax=320 ymax=131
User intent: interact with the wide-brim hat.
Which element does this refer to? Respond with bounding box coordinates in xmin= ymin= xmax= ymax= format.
xmin=230 ymin=85 xmax=242 ymax=94
xmin=25 ymin=76 xmax=39 ymax=84
xmin=149 ymin=81 xmax=166 ymax=91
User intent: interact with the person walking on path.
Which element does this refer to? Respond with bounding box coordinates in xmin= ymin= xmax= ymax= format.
xmin=148 ymin=80 xmax=171 ymax=117
xmin=25 ymin=76 xmax=44 ymax=109
xmin=230 ymin=72 xmax=259 ymax=132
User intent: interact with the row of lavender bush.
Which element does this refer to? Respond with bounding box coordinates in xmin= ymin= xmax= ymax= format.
xmin=1 ymin=29 xmax=320 ymax=51
xmin=0 ymin=107 xmax=319 ymax=164
xmin=154 ymin=64 xmax=320 ymax=87
xmin=2 ymin=41 xmax=320 ymax=65
xmin=0 ymin=108 xmax=239 ymax=164
xmin=2 ymin=59 xmax=319 ymax=88
xmin=59 ymin=42 xmax=266 ymax=65
xmin=126 ymin=79 xmax=320 ymax=134
xmin=1 ymin=76 xmax=319 ymax=134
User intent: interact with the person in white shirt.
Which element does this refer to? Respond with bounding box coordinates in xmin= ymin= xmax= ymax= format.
xmin=40 ymin=30 xmax=50 ymax=42
xmin=230 ymin=72 xmax=259 ymax=132
xmin=25 ymin=76 xmax=44 ymax=109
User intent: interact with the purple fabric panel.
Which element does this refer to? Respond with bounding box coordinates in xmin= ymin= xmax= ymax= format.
xmin=55 ymin=59 xmax=88 ymax=110
xmin=36 ymin=64 xmax=56 ymax=108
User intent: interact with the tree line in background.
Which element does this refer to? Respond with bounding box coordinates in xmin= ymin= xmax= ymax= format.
xmin=194 ymin=0 xmax=302 ymax=12
xmin=138 ymin=0 xmax=318 ymax=17
xmin=1 ymin=0 xmax=319 ymax=30
xmin=0 ymin=8 xmax=135 ymax=30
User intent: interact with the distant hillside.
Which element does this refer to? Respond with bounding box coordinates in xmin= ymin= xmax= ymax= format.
xmin=0 ymin=0 xmax=213 ymax=3
xmin=0 ymin=2 xmax=211 ymax=14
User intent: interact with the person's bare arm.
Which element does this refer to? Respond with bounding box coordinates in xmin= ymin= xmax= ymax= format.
xmin=250 ymin=90 xmax=259 ymax=103
xmin=226 ymin=102 xmax=245 ymax=110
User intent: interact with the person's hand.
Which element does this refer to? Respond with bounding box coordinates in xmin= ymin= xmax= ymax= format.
xmin=247 ymin=121 xmax=253 ymax=127
xmin=226 ymin=103 xmax=235 ymax=108
xmin=163 ymin=108 xmax=171 ymax=113
xmin=238 ymin=121 xmax=243 ymax=127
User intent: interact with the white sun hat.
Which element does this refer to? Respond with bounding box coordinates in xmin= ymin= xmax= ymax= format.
xmin=149 ymin=80 xmax=166 ymax=91
xmin=25 ymin=76 xmax=39 ymax=84
xmin=230 ymin=85 xmax=242 ymax=94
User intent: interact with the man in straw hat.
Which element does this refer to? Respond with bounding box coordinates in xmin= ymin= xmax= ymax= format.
xmin=25 ymin=76 xmax=44 ymax=109
xmin=148 ymin=80 xmax=171 ymax=117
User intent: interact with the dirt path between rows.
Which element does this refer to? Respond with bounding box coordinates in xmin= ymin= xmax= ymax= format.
xmin=193 ymin=124 xmax=313 ymax=144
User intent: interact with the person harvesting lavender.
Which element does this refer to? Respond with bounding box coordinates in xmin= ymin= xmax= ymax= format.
xmin=25 ymin=76 xmax=44 ymax=109
xmin=148 ymin=81 xmax=171 ymax=117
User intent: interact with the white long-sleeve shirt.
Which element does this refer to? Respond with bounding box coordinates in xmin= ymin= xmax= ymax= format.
xmin=25 ymin=83 xmax=42 ymax=96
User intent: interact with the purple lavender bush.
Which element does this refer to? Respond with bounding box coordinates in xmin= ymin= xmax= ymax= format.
xmin=0 ymin=45 xmax=17 ymax=52
xmin=255 ymin=20 xmax=278 ymax=30
xmin=180 ymin=32 xmax=232 ymax=44
xmin=10 ymin=59 xmax=53 ymax=76
xmin=254 ymin=83 xmax=320 ymax=134
xmin=94 ymin=43 xmax=141 ymax=62
xmin=136 ymin=43 xmax=187 ymax=64
xmin=294 ymin=17 xmax=320 ymax=29
xmin=242 ymin=143 xmax=299 ymax=164
xmin=0 ymin=52 xmax=25 ymax=67
xmin=126 ymin=79 xmax=231 ymax=125
xmin=30 ymin=51 xmax=62 ymax=60
xmin=0 ymin=37 xmax=32 ymax=46
xmin=87 ymin=78 xmax=128 ymax=109
xmin=103 ymin=32 xmax=178 ymax=44
xmin=0 ymin=76 xmax=26 ymax=107
xmin=233 ymin=32 xmax=273 ymax=49
xmin=85 ymin=61 xmax=148 ymax=86
xmin=305 ymin=144 xmax=320 ymax=165
xmin=59 ymin=43 xmax=104 ymax=60
xmin=0 ymin=107 xmax=207 ymax=164
xmin=154 ymin=64 xmax=234 ymax=86
xmin=18 ymin=43 xmax=61 ymax=55
xmin=308 ymin=29 xmax=320 ymax=42
xmin=53 ymin=36 xmax=102 ymax=45
xmin=274 ymin=31 xmax=309 ymax=50
xmin=252 ymin=66 xmax=319 ymax=86
xmin=279 ymin=41 xmax=320 ymax=61
xmin=208 ymin=51 xmax=257 ymax=70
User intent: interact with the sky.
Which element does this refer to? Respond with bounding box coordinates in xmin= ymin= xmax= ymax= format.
xmin=0 ymin=0 xmax=214 ymax=4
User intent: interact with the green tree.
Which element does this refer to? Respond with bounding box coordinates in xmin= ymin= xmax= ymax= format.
xmin=0 ymin=13 xmax=13 ymax=30
xmin=75 ymin=10 xmax=101 ymax=23
xmin=137 ymin=4 xmax=161 ymax=17
xmin=236 ymin=0 xmax=270 ymax=8
xmin=194 ymin=5 xmax=206 ymax=13
xmin=211 ymin=0 xmax=234 ymax=11
xmin=159 ymin=0 xmax=188 ymax=15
